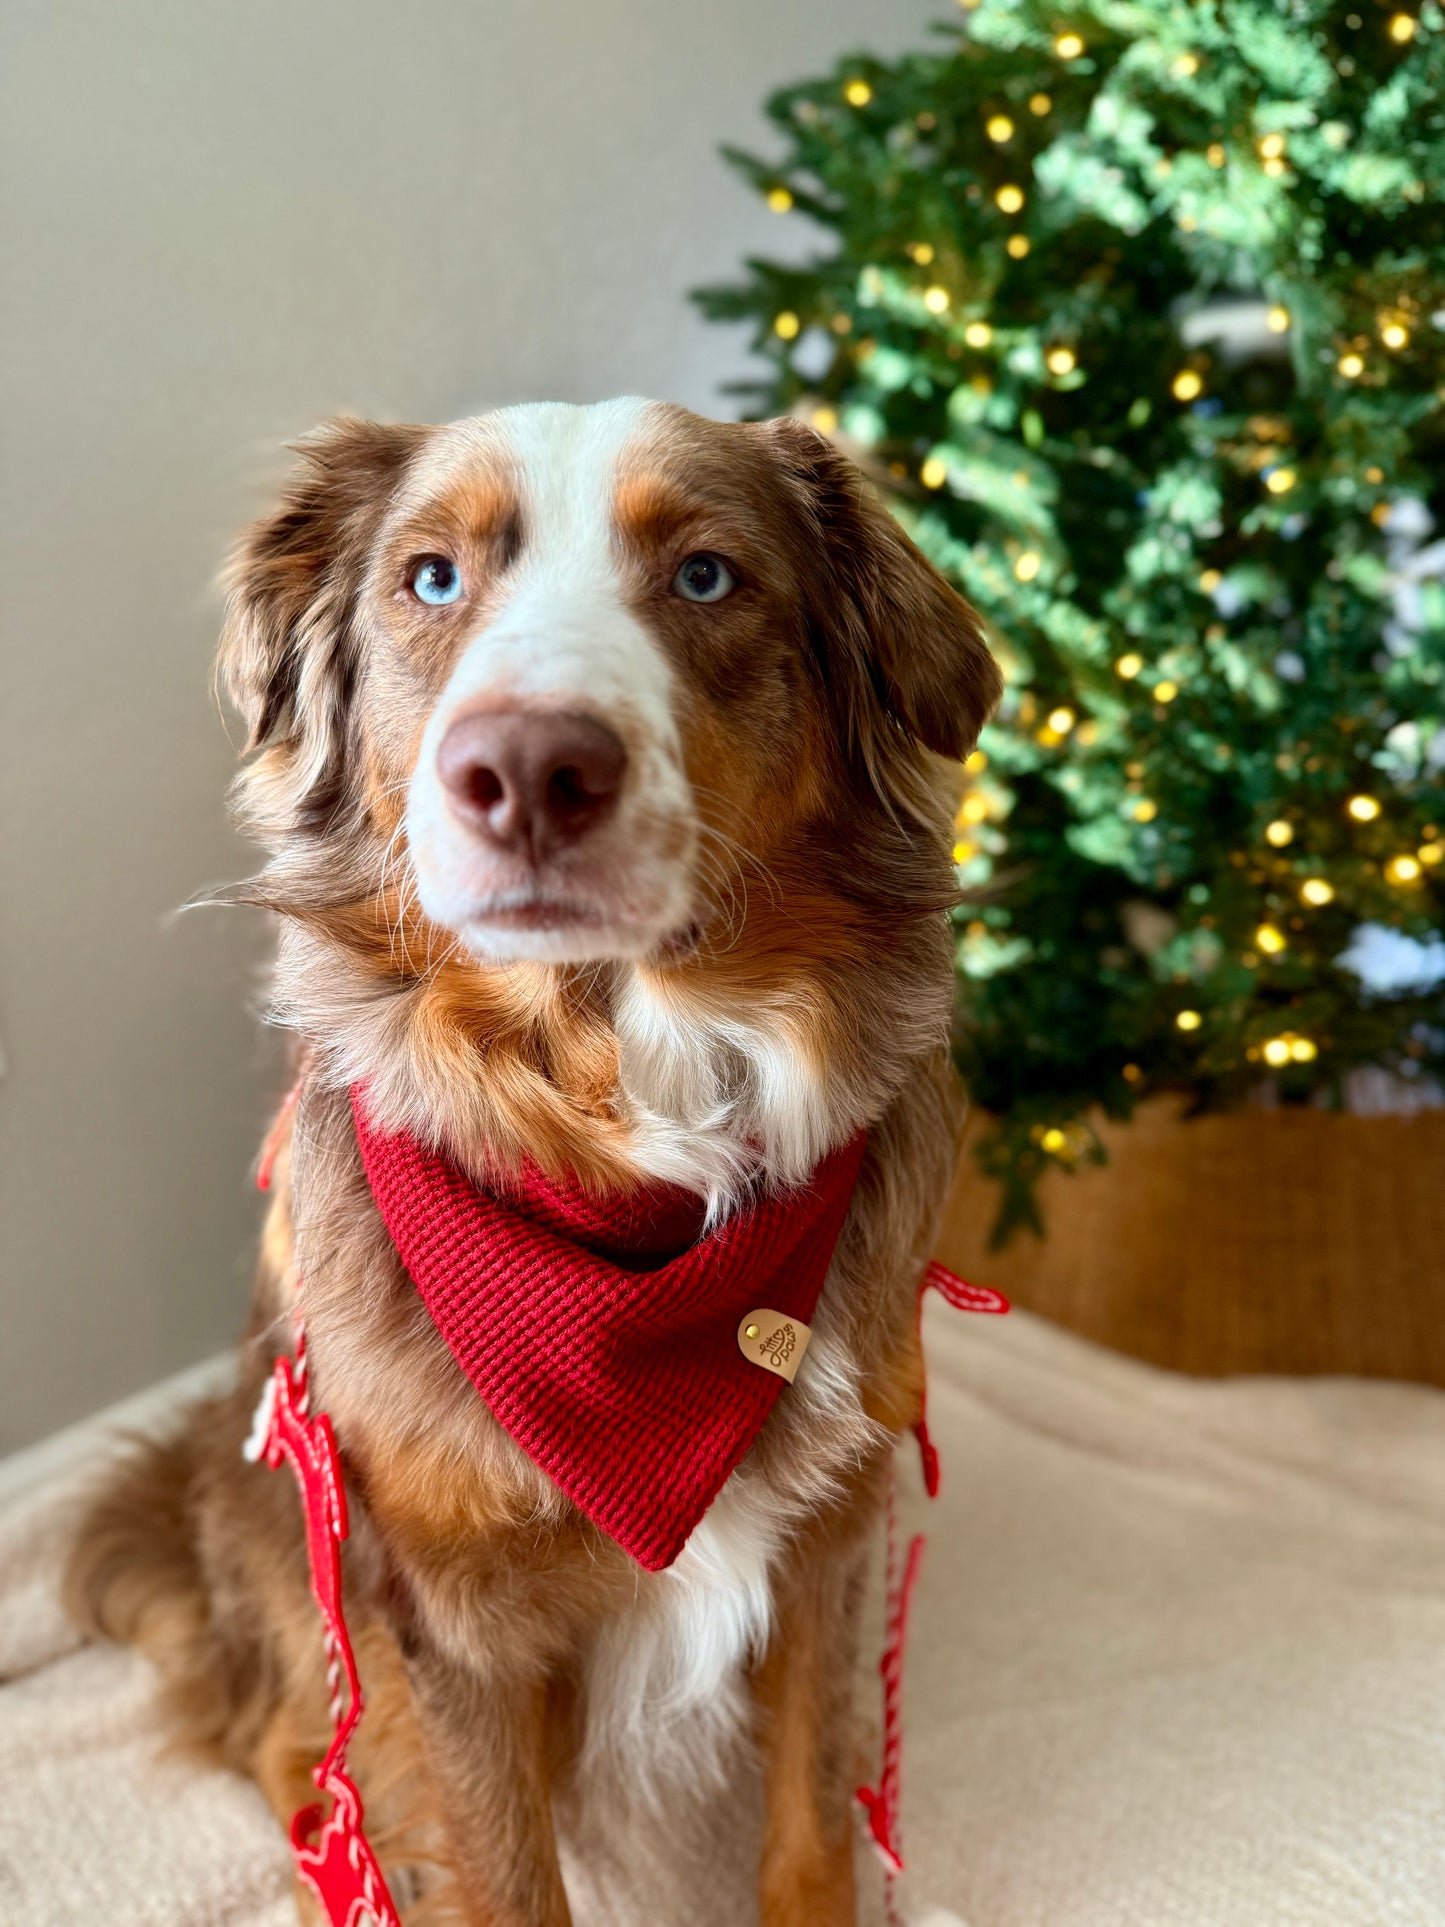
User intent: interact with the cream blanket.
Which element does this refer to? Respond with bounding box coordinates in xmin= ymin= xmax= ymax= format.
xmin=3 ymin=1305 xmax=1443 ymax=1926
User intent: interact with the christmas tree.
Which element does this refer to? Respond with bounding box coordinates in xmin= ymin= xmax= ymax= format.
xmin=696 ymin=0 xmax=1445 ymax=1240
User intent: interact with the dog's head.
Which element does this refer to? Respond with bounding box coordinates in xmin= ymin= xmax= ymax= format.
xmin=221 ymin=400 xmax=999 ymax=978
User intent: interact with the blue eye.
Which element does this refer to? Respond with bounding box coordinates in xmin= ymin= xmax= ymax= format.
xmin=673 ymin=553 xmax=735 ymax=603
xmin=410 ymin=556 xmax=463 ymax=605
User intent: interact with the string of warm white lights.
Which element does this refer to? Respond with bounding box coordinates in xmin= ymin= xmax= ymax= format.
xmin=698 ymin=0 xmax=1445 ymax=1237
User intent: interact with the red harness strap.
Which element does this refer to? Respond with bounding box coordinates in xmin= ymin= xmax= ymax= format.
xmin=243 ymin=1327 xmax=403 ymax=1927
xmin=913 ymin=1259 xmax=1009 ymax=1497
xmin=855 ymin=1260 xmax=1009 ymax=1922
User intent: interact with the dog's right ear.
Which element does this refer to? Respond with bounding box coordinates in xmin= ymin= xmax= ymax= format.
xmin=219 ymin=418 xmax=427 ymax=778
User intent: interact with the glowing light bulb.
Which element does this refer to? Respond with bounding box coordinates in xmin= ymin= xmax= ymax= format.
xmin=1381 ymin=320 xmax=1410 ymax=349
xmin=996 ymin=184 xmax=1026 ymax=213
xmin=920 ymin=456 xmax=948 ymax=490
xmin=1030 ymin=92 xmax=1052 ymax=115
xmin=1176 ymin=1009 xmax=1203 ymax=1032
xmin=1172 ymin=369 xmax=1204 ymax=401
xmin=1055 ymin=32 xmax=1086 ymax=58
xmin=1154 ymin=680 xmax=1179 ymax=703
xmin=1006 ymin=234 xmax=1031 ymax=258
xmin=964 ymin=321 xmax=994 ymax=348
xmin=1267 ymin=305 xmax=1290 ymax=333
xmin=1258 ymin=133 xmax=1286 ymax=160
xmin=1199 ymin=569 xmax=1222 ymax=592
xmin=1015 ymin=550 xmax=1042 ymax=581
xmin=1348 ymin=794 xmax=1381 ymax=822
xmin=987 ymin=114 xmax=1015 ymax=142
xmin=1172 ymin=53 xmax=1199 ymax=76
xmin=1265 ymin=819 xmax=1294 ymax=847
xmin=1133 ymin=799 xmax=1159 ymax=823
xmin=1420 ymin=841 xmax=1444 ymax=867
xmin=923 ymin=285 xmax=950 ymax=314
xmin=1046 ymin=706 xmax=1075 ymax=734
xmin=957 ymin=792 xmax=989 ymax=825
xmin=1290 ymin=1037 xmax=1318 ymax=1062
xmin=1045 ymin=346 xmax=1077 ymax=377
xmin=844 ymin=78 xmax=873 ymax=106
xmin=964 ymin=748 xmax=988 ymax=772
xmin=1262 ymin=1036 xmax=1292 ymax=1067
xmin=766 ymin=187 xmax=793 ymax=213
xmin=811 ymin=405 xmax=838 ymax=434
xmin=773 ymin=311 xmax=800 ymax=340
xmin=1207 ymin=142 xmax=1226 ymax=167
xmin=1040 ymin=1127 xmax=1067 ymax=1153
xmin=1300 ymin=878 xmax=1334 ymax=905
xmin=908 ymin=241 xmax=935 ymax=264
xmin=1338 ymin=351 xmax=1365 ymax=378
xmin=1256 ymin=923 xmax=1287 ymax=954
xmin=1389 ymin=12 xmax=1417 ymax=41
xmin=1387 ymin=854 xmax=1422 ymax=883
xmin=1264 ymin=467 xmax=1297 ymax=494
xmin=1115 ymin=653 xmax=1144 ymax=679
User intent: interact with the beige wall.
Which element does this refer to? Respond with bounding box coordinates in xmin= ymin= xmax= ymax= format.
xmin=0 ymin=0 xmax=940 ymax=1450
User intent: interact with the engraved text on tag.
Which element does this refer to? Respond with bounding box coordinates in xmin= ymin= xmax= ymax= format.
xmin=737 ymin=1309 xmax=811 ymax=1383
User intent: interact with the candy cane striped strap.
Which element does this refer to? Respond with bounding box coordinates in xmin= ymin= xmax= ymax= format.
xmin=244 ymin=1333 xmax=402 ymax=1927
xmin=913 ymin=1260 xmax=1008 ymax=1497
xmin=243 ymin=1333 xmax=402 ymax=1927
xmin=857 ymin=1258 xmax=1009 ymax=1911
xmin=246 ymin=1080 xmax=402 ymax=1927
xmin=255 ymin=1075 xmax=302 ymax=1194
xmin=923 ymin=1258 xmax=1009 ymax=1317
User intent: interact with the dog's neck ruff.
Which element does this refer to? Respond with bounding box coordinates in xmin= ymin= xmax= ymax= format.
xmin=350 ymin=1086 xmax=868 ymax=1571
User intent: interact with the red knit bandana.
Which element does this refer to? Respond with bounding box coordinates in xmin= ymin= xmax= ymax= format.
xmin=351 ymin=1088 xmax=868 ymax=1571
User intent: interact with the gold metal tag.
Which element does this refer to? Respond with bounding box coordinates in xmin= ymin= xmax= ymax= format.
xmin=737 ymin=1309 xmax=811 ymax=1384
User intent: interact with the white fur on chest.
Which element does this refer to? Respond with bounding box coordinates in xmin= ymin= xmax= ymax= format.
xmin=579 ymin=1473 xmax=780 ymax=1805
xmin=577 ymin=1302 xmax=870 ymax=1809
xmin=610 ymin=965 xmax=838 ymax=1222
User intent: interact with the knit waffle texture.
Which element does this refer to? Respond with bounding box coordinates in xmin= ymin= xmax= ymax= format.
xmin=351 ymin=1088 xmax=867 ymax=1571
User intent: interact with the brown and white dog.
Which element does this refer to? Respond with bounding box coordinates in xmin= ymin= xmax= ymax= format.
xmin=67 ymin=400 xmax=1000 ymax=1925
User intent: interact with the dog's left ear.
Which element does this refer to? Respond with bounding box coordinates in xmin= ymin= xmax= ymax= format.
xmin=764 ymin=416 xmax=1002 ymax=761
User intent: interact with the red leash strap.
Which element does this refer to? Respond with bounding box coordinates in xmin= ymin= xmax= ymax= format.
xmin=245 ymin=1082 xmax=402 ymax=1927
xmin=243 ymin=1332 xmax=402 ymax=1927
xmin=255 ymin=1076 xmax=301 ymax=1194
xmin=856 ymin=1464 xmax=925 ymax=1887
xmin=856 ymin=1260 xmax=1009 ymax=1915
xmin=913 ymin=1259 xmax=1008 ymax=1498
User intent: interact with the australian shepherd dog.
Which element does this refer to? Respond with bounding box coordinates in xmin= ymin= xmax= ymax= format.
xmin=67 ymin=400 xmax=1000 ymax=1925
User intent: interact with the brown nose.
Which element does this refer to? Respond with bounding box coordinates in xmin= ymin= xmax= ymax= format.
xmin=436 ymin=708 xmax=627 ymax=858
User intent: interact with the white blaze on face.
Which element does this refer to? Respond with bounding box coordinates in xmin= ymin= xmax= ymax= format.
xmin=404 ymin=399 xmax=698 ymax=965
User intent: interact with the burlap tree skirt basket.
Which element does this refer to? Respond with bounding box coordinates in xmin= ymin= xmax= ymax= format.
xmin=938 ymin=1099 xmax=1445 ymax=1387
